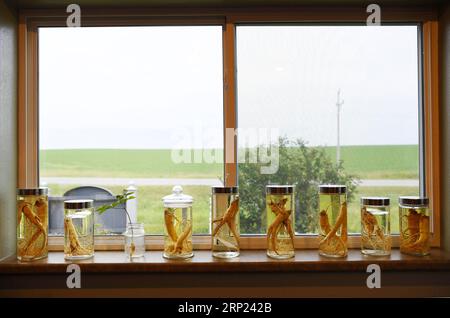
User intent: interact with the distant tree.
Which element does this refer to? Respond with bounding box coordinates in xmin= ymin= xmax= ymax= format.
xmin=238 ymin=137 xmax=359 ymax=234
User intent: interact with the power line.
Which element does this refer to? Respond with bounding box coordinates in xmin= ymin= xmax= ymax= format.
xmin=336 ymin=89 xmax=344 ymax=163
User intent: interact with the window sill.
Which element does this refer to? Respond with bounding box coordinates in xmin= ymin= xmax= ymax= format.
xmin=1 ymin=249 xmax=449 ymax=274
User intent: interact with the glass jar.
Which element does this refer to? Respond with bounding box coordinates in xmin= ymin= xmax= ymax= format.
xmin=318 ymin=185 xmax=347 ymax=258
xmin=399 ymin=196 xmax=430 ymax=256
xmin=266 ymin=185 xmax=295 ymax=259
xmin=211 ymin=186 xmax=239 ymax=258
xmin=124 ymin=223 xmax=145 ymax=258
xmin=360 ymin=197 xmax=391 ymax=256
xmin=17 ymin=188 xmax=49 ymax=261
xmin=162 ymin=186 xmax=194 ymax=259
xmin=64 ymin=200 xmax=94 ymax=260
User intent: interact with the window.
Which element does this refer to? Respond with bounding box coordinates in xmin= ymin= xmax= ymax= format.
xmin=18 ymin=9 xmax=440 ymax=249
xmin=39 ymin=26 xmax=224 ymax=235
xmin=237 ymin=25 xmax=421 ymax=235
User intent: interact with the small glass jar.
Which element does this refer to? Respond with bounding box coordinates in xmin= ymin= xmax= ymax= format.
xmin=318 ymin=185 xmax=347 ymax=258
xmin=360 ymin=197 xmax=391 ymax=256
xmin=211 ymin=186 xmax=239 ymax=258
xmin=163 ymin=186 xmax=194 ymax=259
xmin=124 ymin=223 xmax=145 ymax=259
xmin=399 ymin=196 xmax=430 ymax=256
xmin=17 ymin=188 xmax=49 ymax=261
xmin=266 ymin=185 xmax=295 ymax=259
xmin=64 ymin=200 xmax=94 ymax=260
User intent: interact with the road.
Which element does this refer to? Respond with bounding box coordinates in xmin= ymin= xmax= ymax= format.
xmin=41 ymin=177 xmax=419 ymax=187
xmin=358 ymin=179 xmax=419 ymax=187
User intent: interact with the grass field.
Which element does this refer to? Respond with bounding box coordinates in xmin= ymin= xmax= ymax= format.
xmin=43 ymin=145 xmax=419 ymax=235
xmin=323 ymin=145 xmax=419 ymax=179
xmin=49 ymin=184 xmax=212 ymax=234
xmin=40 ymin=144 xmax=419 ymax=179
xmin=48 ymin=184 xmax=418 ymax=235
xmin=40 ymin=149 xmax=223 ymax=178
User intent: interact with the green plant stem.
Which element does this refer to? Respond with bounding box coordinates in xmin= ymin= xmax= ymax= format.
xmin=124 ymin=209 xmax=135 ymax=258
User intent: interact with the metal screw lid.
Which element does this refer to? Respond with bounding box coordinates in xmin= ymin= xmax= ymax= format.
xmin=266 ymin=185 xmax=294 ymax=194
xmin=399 ymin=196 xmax=429 ymax=206
xmin=64 ymin=199 xmax=94 ymax=210
xmin=17 ymin=188 xmax=48 ymax=196
xmin=319 ymin=185 xmax=347 ymax=194
xmin=361 ymin=197 xmax=390 ymax=206
xmin=212 ymin=186 xmax=238 ymax=194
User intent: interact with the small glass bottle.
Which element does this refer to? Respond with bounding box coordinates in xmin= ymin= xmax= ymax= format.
xmin=163 ymin=186 xmax=194 ymax=259
xmin=124 ymin=223 xmax=145 ymax=259
xmin=360 ymin=197 xmax=391 ymax=256
xmin=399 ymin=196 xmax=430 ymax=256
xmin=211 ymin=186 xmax=239 ymax=258
xmin=17 ymin=188 xmax=49 ymax=261
xmin=64 ymin=200 xmax=95 ymax=260
xmin=266 ymin=185 xmax=295 ymax=259
xmin=318 ymin=185 xmax=347 ymax=258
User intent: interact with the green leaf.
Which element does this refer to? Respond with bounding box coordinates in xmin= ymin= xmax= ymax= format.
xmin=95 ymin=191 xmax=136 ymax=214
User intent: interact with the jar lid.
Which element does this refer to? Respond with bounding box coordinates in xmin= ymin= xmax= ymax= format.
xmin=17 ymin=188 xmax=48 ymax=196
xmin=64 ymin=199 xmax=94 ymax=209
xmin=319 ymin=185 xmax=346 ymax=194
xmin=399 ymin=196 xmax=429 ymax=206
xmin=163 ymin=186 xmax=193 ymax=205
xmin=361 ymin=197 xmax=390 ymax=206
xmin=212 ymin=186 xmax=238 ymax=194
xmin=266 ymin=185 xmax=294 ymax=194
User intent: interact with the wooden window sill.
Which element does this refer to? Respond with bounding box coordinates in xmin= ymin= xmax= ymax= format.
xmin=1 ymin=249 xmax=449 ymax=274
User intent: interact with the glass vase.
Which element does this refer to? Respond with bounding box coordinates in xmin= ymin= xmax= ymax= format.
xmin=124 ymin=222 xmax=145 ymax=258
xmin=17 ymin=188 xmax=49 ymax=261
xmin=211 ymin=186 xmax=239 ymax=258
xmin=266 ymin=185 xmax=295 ymax=259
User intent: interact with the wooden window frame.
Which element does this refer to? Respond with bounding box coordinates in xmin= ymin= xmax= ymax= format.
xmin=18 ymin=6 xmax=441 ymax=251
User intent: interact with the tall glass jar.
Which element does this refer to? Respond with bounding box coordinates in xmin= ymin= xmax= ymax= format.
xmin=318 ymin=185 xmax=347 ymax=258
xmin=64 ymin=200 xmax=94 ymax=260
xmin=266 ymin=185 xmax=295 ymax=259
xmin=163 ymin=186 xmax=193 ymax=259
xmin=124 ymin=223 xmax=145 ymax=259
xmin=399 ymin=196 xmax=430 ymax=256
xmin=211 ymin=186 xmax=239 ymax=258
xmin=17 ymin=188 xmax=49 ymax=261
xmin=360 ymin=197 xmax=391 ymax=256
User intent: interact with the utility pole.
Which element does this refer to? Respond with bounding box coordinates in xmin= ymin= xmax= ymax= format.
xmin=336 ymin=89 xmax=344 ymax=163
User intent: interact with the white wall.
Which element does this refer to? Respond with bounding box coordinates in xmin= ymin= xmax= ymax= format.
xmin=0 ymin=1 xmax=17 ymax=259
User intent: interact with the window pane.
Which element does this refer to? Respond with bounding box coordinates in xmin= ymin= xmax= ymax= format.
xmin=39 ymin=26 xmax=224 ymax=235
xmin=237 ymin=25 xmax=420 ymax=235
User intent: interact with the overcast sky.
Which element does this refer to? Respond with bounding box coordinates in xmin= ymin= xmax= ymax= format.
xmin=39 ymin=25 xmax=419 ymax=150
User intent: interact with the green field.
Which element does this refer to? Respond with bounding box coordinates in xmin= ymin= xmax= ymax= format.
xmin=323 ymin=145 xmax=419 ymax=179
xmin=40 ymin=145 xmax=418 ymax=179
xmin=40 ymin=149 xmax=223 ymax=178
xmin=49 ymin=184 xmax=212 ymax=234
xmin=43 ymin=145 xmax=419 ymax=235
xmin=48 ymin=184 xmax=418 ymax=235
